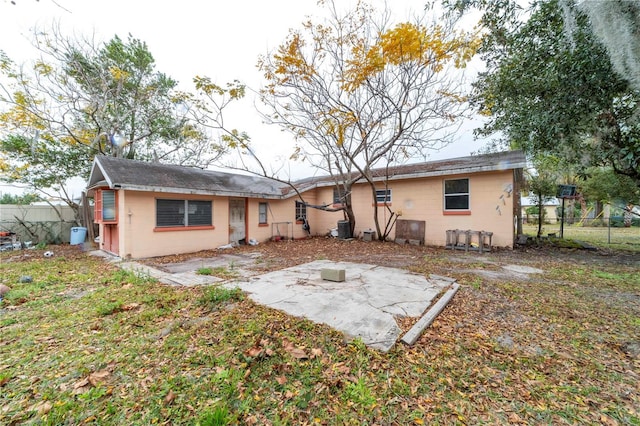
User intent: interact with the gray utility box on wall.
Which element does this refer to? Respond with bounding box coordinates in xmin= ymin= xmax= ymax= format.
xmin=362 ymin=230 xmax=376 ymax=241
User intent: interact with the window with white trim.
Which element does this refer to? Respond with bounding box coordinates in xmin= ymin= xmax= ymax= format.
xmin=295 ymin=201 xmax=307 ymax=220
xmin=259 ymin=202 xmax=268 ymax=224
xmin=375 ymin=189 xmax=391 ymax=204
xmin=444 ymin=178 xmax=470 ymax=210
xmin=156 ymin=199 xmax=212 ymax=227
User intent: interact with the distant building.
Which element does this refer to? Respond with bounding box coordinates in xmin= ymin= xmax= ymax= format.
xmin=520 ymin=195 xmax=560 ymax=224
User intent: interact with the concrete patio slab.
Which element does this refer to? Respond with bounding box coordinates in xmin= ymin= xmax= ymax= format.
xmin=102 ymin=252 xmax=455 ymax=352
xmin=229 ymin=260 xmax=451 ymax=352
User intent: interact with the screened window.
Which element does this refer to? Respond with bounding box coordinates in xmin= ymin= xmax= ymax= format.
xmin=375 ymin=189 xmax=392 ymax=204
xmin=444 ymin=178 xmax=470 ymax=210
xmin=94 ymin=189 xmax=117 ymax=223
xmin=295 ymin=201 xmax=307 ymax=220
xmin=259 ymin=202 xmax=268 ymax=224
xmin=102 ymin=190 xmax=116 ymax=221
xmin=156 ymin=199 xmax=212 ymax=227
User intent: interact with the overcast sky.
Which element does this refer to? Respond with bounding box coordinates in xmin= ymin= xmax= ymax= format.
xmin=0 ymin=0 xmax=488 ymax=195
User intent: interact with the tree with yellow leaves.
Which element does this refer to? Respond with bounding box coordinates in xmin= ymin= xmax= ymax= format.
xmin=257 ymin=0 xmax=479 ymax=239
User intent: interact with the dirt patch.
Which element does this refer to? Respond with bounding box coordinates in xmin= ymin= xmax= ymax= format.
xmin=138 ymin=238 xmax=440 ymax=270
xmin=0 ymin=243 xmax=95 ymax=262
xmin=134 ymin=237 xmax=639 ymax=278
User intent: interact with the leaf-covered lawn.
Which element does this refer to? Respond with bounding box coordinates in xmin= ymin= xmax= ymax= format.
xmin=1 ymin=241 xmax=638 ymax=425
xmin=522 ymin=223 xmax=640 ymax=253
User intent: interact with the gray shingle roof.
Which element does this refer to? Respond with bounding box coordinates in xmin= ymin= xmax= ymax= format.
xmin=87 ymin=150 xmax=526 ymax=198
xmin=88 ymin=156 xmax=288 ymax=198
xmin=375 ymin=150 xmax=527 ymax=178
xmin=293 ymin=150 xmax=527 ymax=187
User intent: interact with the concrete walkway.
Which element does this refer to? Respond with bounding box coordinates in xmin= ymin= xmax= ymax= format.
xmin=91 ymin=250 xmax=226 ymax=286
xmin=119 ymin=261 xmax=223 ymax=286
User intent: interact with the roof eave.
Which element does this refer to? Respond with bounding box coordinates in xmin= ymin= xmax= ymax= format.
xmin=306 ymin=162 xmax=527 ymax=188
xmin=380 ymin=162 xmax=528 ymax=182
xmin=110 ymin=184 xmax=285 ymax=199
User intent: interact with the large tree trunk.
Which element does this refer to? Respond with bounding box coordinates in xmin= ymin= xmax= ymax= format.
xmin=370 ymin=185 xmax=383 ymax=241
xmin=344 ymin=203 xmax=356 ymax=236
xmin=81 ymin=192 xmax=96 ymax=241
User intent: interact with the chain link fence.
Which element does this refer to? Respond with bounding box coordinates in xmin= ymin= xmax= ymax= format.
xmin=522 ymin=217 xmax=640 ymax=250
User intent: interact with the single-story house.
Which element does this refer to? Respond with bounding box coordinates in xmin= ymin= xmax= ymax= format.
xmin=86 ymin=150 xmax=526 ymax=259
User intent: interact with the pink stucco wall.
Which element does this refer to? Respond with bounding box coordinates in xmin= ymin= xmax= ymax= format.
xmin=99 ymin=169 xmax=517 ymax=259
xmin=114 ymin=191 xmax=227 ymax=259
xmin=307 ymin=170 xmax=517 ymax=247
xmin=102 ymin=191 xmax=319 ymax=259
xmin=245 ymin=194 xmax=316 ymax=243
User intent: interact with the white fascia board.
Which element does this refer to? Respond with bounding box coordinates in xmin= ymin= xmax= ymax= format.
xmin=308 ymin=163 xmax=526 ymax=189
xmin=114 ymin=184 xmax=285 ymax=199
xmin=371 ymin=163 xmax=527 ymax=183
xmin=92 ymin=158 xmax=114 ymax=189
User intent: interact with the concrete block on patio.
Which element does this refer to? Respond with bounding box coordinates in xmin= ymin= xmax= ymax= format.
xmin=321 ymin=268 xmax=345 ymax=282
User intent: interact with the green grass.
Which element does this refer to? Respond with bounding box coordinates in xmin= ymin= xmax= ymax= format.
xmin=197 ymin=406 xmax=235 ymax=425
xmin=198 ymin=285 xmax=244 ymax=309
xmin=196 ymin=266 xmax=213 ymax=275
xmin=523 ymin=223 xmax=640 ymax=252
xmin=196 ymin=265 xmax=239 ymax=279
xmin=0 ymin=245 xmax=638 ymax=424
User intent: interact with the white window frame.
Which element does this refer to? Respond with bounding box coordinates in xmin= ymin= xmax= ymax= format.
xmin=443 ymin=178 xmax=470 ymax=211
xmin=102 ymin=190 xmax=117 ymax=221
xmin=258 ymin=202 xmax=268 ymax=224
xmin=295 ymin=201 xmax=307 ymax=220
xmin=375 ymin=189 xmax=392 ymax=204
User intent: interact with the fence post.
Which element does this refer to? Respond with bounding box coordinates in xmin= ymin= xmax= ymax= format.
xmin=560 ymin=197 xmax=566 ymax=239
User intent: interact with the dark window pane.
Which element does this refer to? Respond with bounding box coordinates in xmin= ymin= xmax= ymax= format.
xmin=295 ymin=201 xmax=307 ymax=220
xmin=333 ymin=188 xmax=349 ymax=204
xmin=375 ymin=189 xmax=391 ymax=203
xmin=188 ymin=201 xmax=212 ymax=226
xmin=445 ymin=179 xmax=469 ymax=194
xmin=259 ymin=202 xmax=268 ymax=224
xmin=333 ymin=188 xmax=341 ymax=204
xmin=157 ymin=199 xmax=185 ymax=227
xmin=445 ymin=195 xmax=469 ymax=210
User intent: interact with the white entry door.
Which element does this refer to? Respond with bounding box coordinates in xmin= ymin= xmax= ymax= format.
xmin=229 ymin=199 xmax=246 ymax=244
